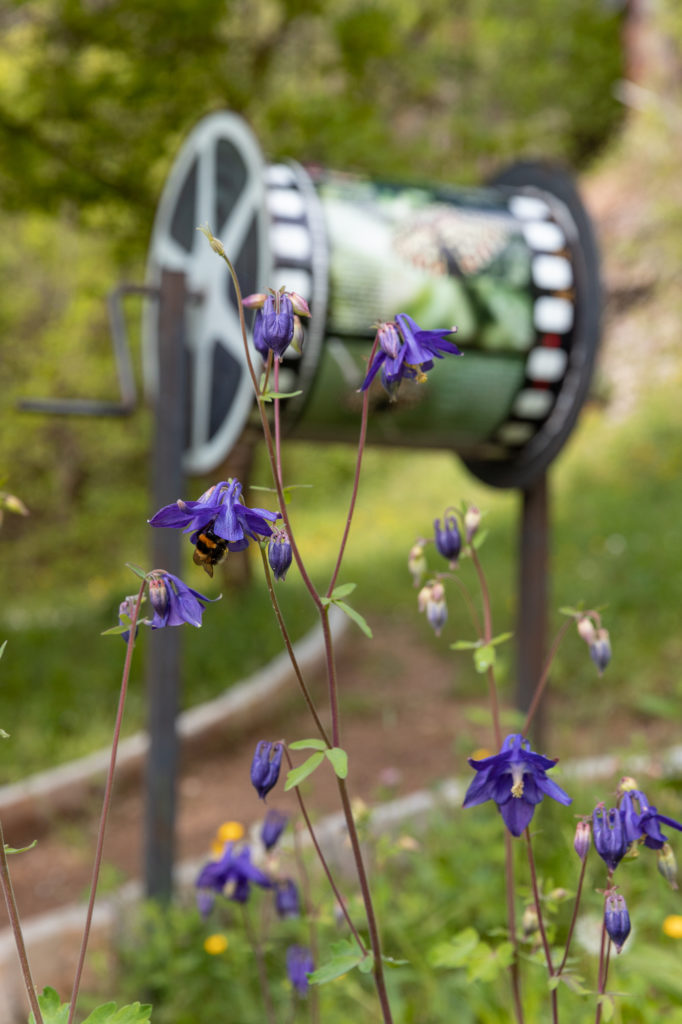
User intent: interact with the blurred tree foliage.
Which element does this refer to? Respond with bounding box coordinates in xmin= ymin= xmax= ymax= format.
xmin=0 ymin=0 xmax=625 ymax=605
xmin=0 ymin=0 xmax=625 ymax=250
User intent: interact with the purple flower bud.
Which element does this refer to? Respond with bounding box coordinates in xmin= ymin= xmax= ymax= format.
xmin=260 ymin=809 xmax=288 ymax=851
xmin=604 ymin=891 xmax=630 ymax=953
xmin=434 ymin=514 xmax=461 ymax=565
xmin=593 ymin=806 xmax=627 ymax=871
xmin=574 ymin=820 xmax=591 ymax=861
xmin=419 ymin=581 xmax=447 ymax=637
xmin=260 ymin=292 xmax=294 ymax=358
xmin=377 ymin=322 xmax=401 ymax=358
xmin=286 ymin=945 xmax=314 ymax=996
xmin=589 ymin=629 xmax=611 ymax=674
xmin=251 ymin=740 xmax=284 ymax=800
xmin=268 ymin=530 xmax=293 ymax=581
xmin=275 ymin=878 xmax=300 ymax=918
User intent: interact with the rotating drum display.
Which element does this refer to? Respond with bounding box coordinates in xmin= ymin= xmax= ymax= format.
xmin=144 ymin=113 xmax=600 ymax=488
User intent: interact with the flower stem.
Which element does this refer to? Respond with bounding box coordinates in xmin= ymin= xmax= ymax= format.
xmin=273 ymin=357 xmax=284 ymax=487
xmin=258 ymin=546 xmax=331 ymax=747
xmin=556 ymin=852 xmax=588 ymax=975
xmin=67 ymin=581 xmax=145 ymax=1024
xmin=504 ymin=830 xmax=524 ymax=1024
xmin=0 ymin=818 xmax=43 ymax=1024
xmin=282 ymin=747 xmax=366 ymax=954
xmin=336 ymin=778 xmax=394 ymax=1024
xmin=525 ymin=829 xmax=558 ymax=1024
xmin=326 ymin=343 xmax=376 ymax=597
xmin=522 ymin=619 xmax=572 ymax=736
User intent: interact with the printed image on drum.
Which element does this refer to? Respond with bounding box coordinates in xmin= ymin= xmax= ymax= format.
xmin=143 ymin=112 xmax=271 ymax=476
xmin=464 ymin=161 xmax=601 ymax=490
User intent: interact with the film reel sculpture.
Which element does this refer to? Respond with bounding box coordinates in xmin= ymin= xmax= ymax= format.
xmin=144 ymin=112 xmax=600 ymax=488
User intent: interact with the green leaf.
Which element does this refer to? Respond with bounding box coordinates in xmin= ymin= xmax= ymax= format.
xmin=596 ymin=994 xmax=614 ymax=1022
xmin=81 ymin=1003 xmax=153 ymax=1023
xmin=473 ymin=644 xmax=496 ymax=673
xmin=382 ymin=955 xmax=409 ymax=968
xmin=325 ymin=746 xmax=348 ymax=779
xmin=284 ymin=752 xmax=324 ymax=791
xmin=329 ymin=582 xmax=356 ymax=599
xmin=472 ymin=529 xmax=488 ymax=550
xmin=357 ymin=952 xmax=375 ymax=974
xmin=0 ymin=728 xmax=9 ymax=739
xmin=450 ymin=640 xmax=479 ymax=651
xmin=125 ymin=563 xmax=147 ymax=580
xmin=5 ymin=839 xmax=36 ymax=855
xmin=288 ymin=738 xmax=327 ymax=752
xmin=333 ymin=601 xmax=373 ymax=638
xmin=101 ymin=623 xmax=131 ymax=637
xmin=29 ymin=988 xmax=68 ymax=1024
xmin=558 ymin=605 xmax=582 ymax=617
xmin=490 ymin=631 xmax=514 ymax=647
xmin=260 ymin=388 xmax=303 ymax=402
xmin=0 ymin=640 xmax=6 ymax=660
xmin=308 ymin=940 xmax=367 ymax=985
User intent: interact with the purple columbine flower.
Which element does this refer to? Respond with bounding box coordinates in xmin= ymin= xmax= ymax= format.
xmin=268 ymin=529 xmax=293 ymax=581
xmin=360 ymin=313 xmax=461 ymax=398
xmin=275 ymin=879 xmax=300 ymax=918
xmin=195 ymin=842 xmax=272 ymax=913
xmin=261 ymin=809 xmax=288 ymax=851
xmin=620 ymin=789 xmax=682 ymax=851
xmin=593 ymin=805 xmax=628 ymax=871
xmin=286 ymin=945 xmax=314 ymax=996
xmin=463 ymin=734 xmax=572 ymax=837
xmin=251 ymin=740 xmax=284 ymax=800
xmin=147 ymin=572 xmax=218 ymax=628
xmin=604 ymin=891 xmax=631 ymax=953
xmin=434 ymin=513 xmax=462 ymax=565
xmin=148 ymin=478 xmax=278 ymax=553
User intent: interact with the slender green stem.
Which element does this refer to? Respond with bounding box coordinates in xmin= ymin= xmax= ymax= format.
xmin=448 ymin=571 xmax=484 ymax=638
xmin=525 ymin=829 xmax=558 ymax=1024
xmin=241 ymin=903 xmax=277 ymax=1024
xmin=326 ymin=342 xmax=376 ymax=597
xmin=0 ymin=819 xmax=43 ymax=1024
xmin=336 ymin=778 xmax=393 ymax=1023
xmin=504 ymin=830 xmax=524 ymax=1024
xmin=469 ymin=545 xmax=502 ymax=747
xmin=522 ymin=619 xmax=572 ymax=736
xmin=595 ymin=918 xmax=612 ymax=1024
xmin=556 ymin=853 xmax=589 ymax=975
xmin=67 ymin=581 xmax=145 ymax=1024
xmin=258 ymin=546 xmax=331 ymax=747
xmin=282 ymin=748 xmax=366 ymax=954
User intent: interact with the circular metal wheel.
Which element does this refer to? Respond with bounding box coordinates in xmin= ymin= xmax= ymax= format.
xmin=143 ymin=112 xmax=271 ymax=475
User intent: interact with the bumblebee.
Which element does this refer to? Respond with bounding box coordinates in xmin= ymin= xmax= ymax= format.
xmin=193 ymin=526 xmax=228 ymax=577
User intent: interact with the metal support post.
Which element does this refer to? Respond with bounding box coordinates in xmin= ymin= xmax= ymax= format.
xmin=145 ymin=269 xmax=187 ymax=901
